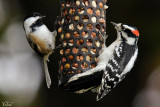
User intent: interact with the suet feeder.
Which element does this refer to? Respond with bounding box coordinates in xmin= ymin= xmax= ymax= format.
xmin=56 ymin=0 xmax=108 ymax=93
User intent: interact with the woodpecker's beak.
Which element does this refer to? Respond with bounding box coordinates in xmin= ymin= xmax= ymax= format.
xmin=111 ymin=22 xmax=121 ymax=30
xmin=110 ymin=22 xmax=118 ymax=26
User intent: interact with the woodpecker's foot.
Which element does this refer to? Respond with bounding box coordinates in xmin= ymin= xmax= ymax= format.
xmin=99 ymin=31 xmax=108 ymax=44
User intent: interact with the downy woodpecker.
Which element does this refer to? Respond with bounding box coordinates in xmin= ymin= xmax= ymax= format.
xmin=97 ymin=22 xmax=139 ymax=101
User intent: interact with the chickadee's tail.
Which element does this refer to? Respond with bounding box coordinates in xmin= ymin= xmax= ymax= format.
xmin=43 ymin=57 xmax=51 ymax=88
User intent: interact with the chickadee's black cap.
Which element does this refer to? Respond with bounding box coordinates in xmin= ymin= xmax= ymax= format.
xmin=24 ymin=12 xmax=41 ymax=21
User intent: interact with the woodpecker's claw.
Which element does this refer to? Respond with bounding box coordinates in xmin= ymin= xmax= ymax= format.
xmin=99 ymin=31 xmax=108 ymax=40
xmin=98 ymin=31 xmax=108 ymax=44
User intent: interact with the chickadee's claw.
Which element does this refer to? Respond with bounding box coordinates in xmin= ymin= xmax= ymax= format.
xmin=55 ymin=44 xmax=62 ymax=49
xmin=52 ymin=45 xmax=62 ymax=53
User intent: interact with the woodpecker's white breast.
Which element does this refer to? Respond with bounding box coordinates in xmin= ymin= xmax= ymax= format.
xmin=98 ymin=39 xmax=121 ymax=65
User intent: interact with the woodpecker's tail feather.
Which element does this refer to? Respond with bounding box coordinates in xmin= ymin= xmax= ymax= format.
xmin=43 ymin=58 xmax=51 ymax=88
xmin=96 ymin=88 xmax=108 ymax=101
xmin=64 ymin=71 xmax=103 ymax=93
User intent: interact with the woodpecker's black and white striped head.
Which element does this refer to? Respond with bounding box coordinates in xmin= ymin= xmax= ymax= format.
xmin=23 ymin=12 xmax=45 ymax=34
xmin=111 ymin=22 xmax=139 ymax=45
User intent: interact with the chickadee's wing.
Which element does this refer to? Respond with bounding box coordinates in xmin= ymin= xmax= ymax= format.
xmin=52 ymin=30 xmax=57 ymax=37
xmin=97 ymin=43 xmax=137 ymax=101
xmin=26 ymin=34 xmax=44 ymax=57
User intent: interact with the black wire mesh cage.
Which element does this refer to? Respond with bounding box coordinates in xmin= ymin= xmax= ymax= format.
xmin=56 ymin=0 xmax=108 ymax=92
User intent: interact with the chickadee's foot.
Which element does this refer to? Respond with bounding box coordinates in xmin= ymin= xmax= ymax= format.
xmin=52 ymin=44 xmax=62 ymax=53
xmin=56 ymin=44 xmax=62 ymax=49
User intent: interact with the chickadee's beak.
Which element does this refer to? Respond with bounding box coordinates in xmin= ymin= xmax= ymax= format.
xmin=39 ymin=16 xmax=46 ymax=19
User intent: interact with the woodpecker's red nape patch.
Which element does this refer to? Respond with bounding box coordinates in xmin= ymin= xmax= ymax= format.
xmin=132 ymin=30 xmax=139 ymax=36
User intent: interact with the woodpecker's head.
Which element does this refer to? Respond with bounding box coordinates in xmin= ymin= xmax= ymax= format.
xmin=111 ymin=22 xmax=139 ymax=44
xmin=23 ymin=12 xmax=45 ymax=34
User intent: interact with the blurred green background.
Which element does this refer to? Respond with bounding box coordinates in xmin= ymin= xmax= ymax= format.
xmin=0 ymin=0 xmax=160 ymax=107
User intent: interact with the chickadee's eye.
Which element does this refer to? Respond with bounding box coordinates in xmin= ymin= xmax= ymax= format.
xmin=32 ymin=14 xmax=36 ymax=17
xmin=121 ymin=26 xmax=126 ymax=31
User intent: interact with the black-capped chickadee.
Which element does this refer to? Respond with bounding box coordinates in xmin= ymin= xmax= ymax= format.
xmin=23 ymin=12 xmax=57 ymax=88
